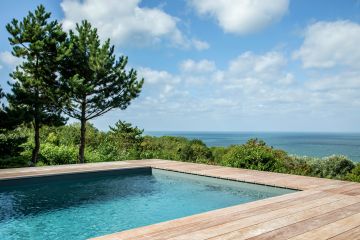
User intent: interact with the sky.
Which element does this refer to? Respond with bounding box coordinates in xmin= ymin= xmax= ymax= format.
xmin=1 ymin=0 xmax=360 ymax=132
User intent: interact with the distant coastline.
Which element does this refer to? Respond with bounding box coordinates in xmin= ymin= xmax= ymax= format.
xmin=146 ymin=131 xmax=360 ymax=162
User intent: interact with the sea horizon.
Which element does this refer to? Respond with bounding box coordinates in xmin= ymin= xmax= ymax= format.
xmin=146 ymin=130 xmax=360 ymax=134
xmin=145 ymin=131 xmax=360 ymax=162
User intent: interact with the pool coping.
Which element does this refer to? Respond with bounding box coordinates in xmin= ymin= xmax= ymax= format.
xmin=1 ymin=159 xmax=360 ymax=239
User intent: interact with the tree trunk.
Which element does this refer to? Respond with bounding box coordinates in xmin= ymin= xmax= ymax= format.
xmin=31 ymin=116 xmax=40 ymax=166
xmin=78 ymin=118 xmax=86 ymax=163
xmin=78 ymin=99 xmax=87 ymax=163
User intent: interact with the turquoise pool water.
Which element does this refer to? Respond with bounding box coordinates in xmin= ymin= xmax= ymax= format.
xmin=0 ymin=168 xmax=295 ymax=240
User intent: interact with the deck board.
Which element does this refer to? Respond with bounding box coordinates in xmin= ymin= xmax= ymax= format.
xmin=131 ymin=193 xmax=344 ymax=240
xmin=330 ymin=226 xmax=360 ymax=239
xmin=166 ymin=196 xmax=356 ymax=240
xmin=248 ymin=202 xmax=360 ymax=240
xmin=1 ymin=159 xmax=359 ymax=239
xmin=288 ymin=213 xmax=360 ymax=240
xmin=206 ymin=198 xmax=360 ymax=240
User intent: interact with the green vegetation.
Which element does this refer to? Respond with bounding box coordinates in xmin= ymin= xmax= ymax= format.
xmin=59 ymin=20 xmax=143 ymax=163
xmin=1 ymin=5 xmax=359 ymax=184
xmin=2 ymin=5 xmax=143 ymax=165
xmin=1 ymin=123 xmax=360 ymax=183
xmin=6 ymin=5 xmax=68 ymax=164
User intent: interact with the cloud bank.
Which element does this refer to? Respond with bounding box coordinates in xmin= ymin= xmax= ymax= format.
xmin=61 ymin=0 xmax=209 ymax=50
xmin=294 ymin=20 xmax=360 ymax=69
xmin=188 ymin=0 xmax=289 ymax=34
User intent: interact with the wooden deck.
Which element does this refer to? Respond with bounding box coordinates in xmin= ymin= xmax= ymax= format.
xmin=1 ymin=159 xmax=360 ymax=239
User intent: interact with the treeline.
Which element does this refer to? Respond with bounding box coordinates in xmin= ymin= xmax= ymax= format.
xmin=0 ymin=5 xmax=143 ymax=165
xmin=1 ymin=122 xmax=360 ymax=182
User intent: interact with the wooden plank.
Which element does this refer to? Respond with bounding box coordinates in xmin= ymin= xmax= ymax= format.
xmin=234 ymin=202 xmax=360 ymax=240
xmin=214 ymin=199 xmax=360 ymax=240
xmin=165 ymin=194 xmax=350 ymax=240
xmin=137 ymin=192 xmax=340 ymax=240
xmin=0 ymin=163 xmax=143 ymax=180
xmin=342 ymin=187 xmax=360 ymax=196
xmin=288 ymin=212 xmax=360 ymax=240
xmin=324 ymin=183 xmax=360 ymax=194
xmin=330 ymin=226 xmax=360 ymax=240
xmin=314 ymin=182 xmax=358 ymax=191
xmin=91 ymin=190 xmax=322 ymax=240
xmin=214 ymin=201 xmax=360 ymax=240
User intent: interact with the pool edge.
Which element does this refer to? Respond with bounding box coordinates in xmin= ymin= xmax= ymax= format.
xmin=1 ymin=159 xmax=359 ymax=240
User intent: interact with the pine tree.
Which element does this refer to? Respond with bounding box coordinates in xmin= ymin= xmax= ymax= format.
xmin=60 ymin=21 xmax=144 ymax=163
xmin=109 ymin=120 xmax=144 ymax=150
xmin=0 ymin=87 xmax=7 ymax=130
xmin=0 ymin=86 xmax=26 ymax=131
xmin=6 ymin=5 xmax=68 ymax=165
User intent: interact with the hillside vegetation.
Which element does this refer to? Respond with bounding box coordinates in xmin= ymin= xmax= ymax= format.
xmin=1 ymin=122 xmax=360 ymax=183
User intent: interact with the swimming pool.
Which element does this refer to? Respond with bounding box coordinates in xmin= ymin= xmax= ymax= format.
xmin=0 ymin=167 xmax=296 ymax=240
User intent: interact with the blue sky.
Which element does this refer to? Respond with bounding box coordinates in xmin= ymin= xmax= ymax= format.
xmin=1 ymin=0 xmax=360 ymax=132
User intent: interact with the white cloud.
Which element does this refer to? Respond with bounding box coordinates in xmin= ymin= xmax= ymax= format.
xmin=212 ymin=71 xmax=225 ymax=83
xmin=180 ymin=59 xmax=216 ymax=73
xmin=61 ymin=0 xmax=208 ymax=50
xmin=163 ymin=84 xmax=174 ymax=95
xmin=191 ymin=39 xmax=210 ymax=50
xmin=178 ymin=59 xmax=218 ymax=85
xmin=278 ymin=73 xmax=295 ymax=85
xmin=133 ymin=51 xmax=299 ymax=119
xmin=135 ymin=52 xmax=360 ymax=122
xmin=208 ymin=98 xmax=237 ymax=107
xmin=228 ymin=51 xmax=293 ymax=86
xmin=137 ymin=67 xmax=182 ymax=101
xmin=293 ymin=20 xmax=360 ymax=69
xmin=306 ymin=72 xmax=360 ymax=92
xmin=229 ymin=51 xmax=286 ymax=74
xmin=0 ymin=51 xmax=22 ymax=68
xmin=188 ymin=0 xmax=289 ymax=34
xmin=138 ymin=67 xmax=178 ymax=85
xmin=111 ymin=50 xmax=360 ymax=131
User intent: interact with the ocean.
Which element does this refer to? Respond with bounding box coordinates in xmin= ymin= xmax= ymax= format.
xmin=146 ymin=132 xmax=360 ymax=162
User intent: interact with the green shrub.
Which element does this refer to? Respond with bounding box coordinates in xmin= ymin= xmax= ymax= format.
xmin=210 ymin=146 xmax=228 ymax=164
xmin=276 ymin=155 xmax=313 ymax=176
xmin=277 ymin=155 xmax=354 ymax=179
xmin=321 ymin=155 xmax=355 ymax=178
xmin=41 ymin=123 xmax=104 ymax=148
xmin=346 ymin=164 xmax=360 ymax=182
xmin=94 ymin=121 xmax=143 ymax=162
xmin=35 ymin=161 xmax=47 ymax=167
xmin=0 ymin=156 xmax=29 ymax=168
xmin=2 ymin=122 xmax=359 ymax=184
xmin=0 ymin=129 xmax=27 ymax=157
xmin=140 ymin=136 xmax=187 ymax=160
xmin=221 ymin=139 xmax=287 ymax=171
xmin=178 ymin=139 xmax=212 ymax=163
xmin=191 ymin=140 xmax=213 ymax=162
xmin=40 ymin=143 xmax=78 ymax=165
xmin=139 ymin=136 xmax=212 ymax=162
xmin=94 ymin=144 xmax=140 ymax=162
xmin=0 ymin=129 xmax=28 ymax=168
xmin=84 ymin=148 xmax=105 ymax=162
xmin=306 ymin=155 xmax=355 ymax=179
xmin=108 ymin=120 xmax=143 ymax=150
